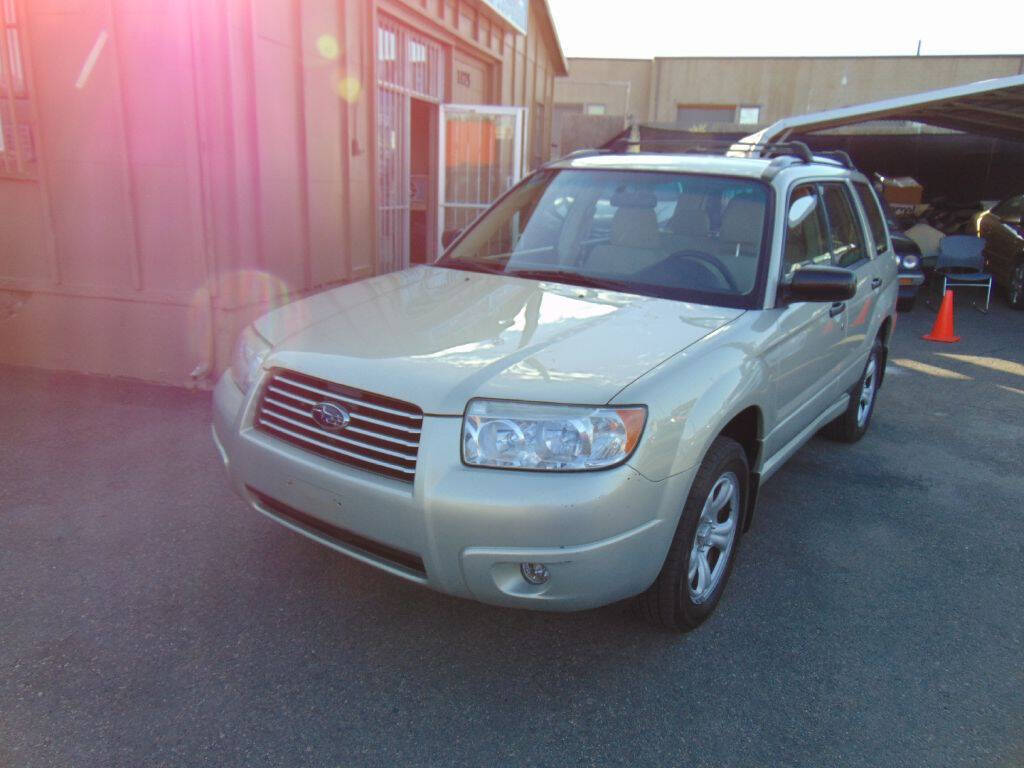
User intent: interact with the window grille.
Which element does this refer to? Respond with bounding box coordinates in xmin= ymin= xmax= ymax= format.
xmin=0 ymin=0 xmax=34 ymax=177
xmin=375 ymin=16 xmax=445 ymax=273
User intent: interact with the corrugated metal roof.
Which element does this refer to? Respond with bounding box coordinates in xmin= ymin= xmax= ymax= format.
xmin=743 ymin=73 xmax=1024 ymax=145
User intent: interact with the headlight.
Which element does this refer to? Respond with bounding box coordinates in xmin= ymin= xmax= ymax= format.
xmin=462 ymin=399 xmax=647 ymax=471
xmin=899 ymin=253 xmax=920 ymax=270
xmin=230 ymin=325 xmax=270 ymax=393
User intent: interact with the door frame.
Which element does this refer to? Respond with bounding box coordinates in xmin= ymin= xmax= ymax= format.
xmin=409 ymin=97 xmax=440 ymax=264
xmin=374 ymin=13 xmax=445 ymax=273
xmin=437 ymin=104 xmax=527 ymax=254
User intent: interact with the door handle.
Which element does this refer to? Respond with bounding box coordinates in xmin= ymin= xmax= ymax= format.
xmin=871 ymin=277 xmax=883 ymax=290
xmin=829 ymin=302 xmax=846 ymax=317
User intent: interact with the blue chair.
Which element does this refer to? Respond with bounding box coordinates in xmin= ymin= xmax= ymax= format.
xmin=935 ymin=235 xmax=991 ymax=312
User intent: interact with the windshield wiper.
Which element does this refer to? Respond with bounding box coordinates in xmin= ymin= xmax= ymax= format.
xmin=504 ymin=268 xmax=638 ymax=294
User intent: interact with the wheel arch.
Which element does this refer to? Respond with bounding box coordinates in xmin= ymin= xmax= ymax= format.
xmin=716 ymin=405 xmax=764 ymax=532
xmin=718 ymin=405 xmax=763 ymax=472
xmin=876 ymin=314 xmax=893 ymax=386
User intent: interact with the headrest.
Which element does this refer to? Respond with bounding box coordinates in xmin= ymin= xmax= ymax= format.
xmin=610 ymin=206 xmax=662 ymax=249
xmin=720 ymin=197 xmax=765 ymax=244
xmin=668 ymin=206 xmax=710 ymax=235
xmin=610 ymin=189 xmax=657 ymax=209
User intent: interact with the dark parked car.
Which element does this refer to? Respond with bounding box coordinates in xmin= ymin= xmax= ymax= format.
xmin=977 ymin=194 xmax=1024 ymax=309
xmin=874 ymin=195 xmax=924 ymax=311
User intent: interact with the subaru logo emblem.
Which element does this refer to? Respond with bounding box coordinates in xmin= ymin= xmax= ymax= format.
xmin=310 ymin=401 xmax=350 ymax=432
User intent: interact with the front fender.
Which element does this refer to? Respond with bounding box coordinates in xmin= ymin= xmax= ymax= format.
xmin=617 ymin=334 xmax=769 ymax=482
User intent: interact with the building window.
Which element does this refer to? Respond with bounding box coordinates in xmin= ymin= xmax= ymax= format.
xmin=1 ymin=0 xmax=34 ymax=176
xmin=376 ymin=17 xmax=443 ymax=100
xmin=584 ymin=103 xmax=606 ymax=116
xmin=1 ymin=0 xmax=26 ymax=97
xmin=408 ymin=40 xmax=427 ymax=64
xmin=377 ymin=27 xmax=397 ymax=62
xmin=738 ymin=106 xmax=761 ymax=125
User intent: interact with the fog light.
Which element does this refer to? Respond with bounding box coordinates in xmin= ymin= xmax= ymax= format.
xmin=520 ymin=562 xmax=550 ymax=585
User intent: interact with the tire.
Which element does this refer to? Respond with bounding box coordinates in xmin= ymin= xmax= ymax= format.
xmin=824 ymin=337 xmax=883 ymax=443
xmin=1008 ymin=263 xmax=1024 ymax=311
xmin=636 ymin=436 xmax=748 ymax=632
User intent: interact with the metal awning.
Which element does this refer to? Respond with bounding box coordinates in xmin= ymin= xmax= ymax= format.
xmin=743 ymin=73 xmax=1024 ymax=145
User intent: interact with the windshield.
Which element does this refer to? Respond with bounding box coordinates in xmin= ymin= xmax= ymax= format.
xmin=436 ymin=169 xmax=771 ymax=307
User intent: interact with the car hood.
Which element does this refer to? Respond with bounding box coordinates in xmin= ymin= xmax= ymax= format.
xmin=254 ymin=266 xmax=743 ymax=414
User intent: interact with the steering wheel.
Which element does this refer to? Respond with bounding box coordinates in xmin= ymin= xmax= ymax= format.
xmin=668 ymin=249 xmax=739 ymax=292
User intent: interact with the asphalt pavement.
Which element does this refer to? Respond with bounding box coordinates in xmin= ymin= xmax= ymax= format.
xmin=2 ymin=289 xmax=1022 ymax=767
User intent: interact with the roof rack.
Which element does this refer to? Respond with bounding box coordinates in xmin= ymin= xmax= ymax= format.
xmin=760 ymin=155 xmax=804 ymax=180
xmin=556 ymin=138 xmax=859 ymax=178
xmin=757 ymin=140 xmax=815 ymax=163
xmin=814 ymin=150 xmax=855 ymax=169
xmin=593 ymin=136 xmax=829 ymax=164
xmin=599 ymin=136 xmax=812 ymax=159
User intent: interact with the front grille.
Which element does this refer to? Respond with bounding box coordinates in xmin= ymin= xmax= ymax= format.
xmin=248 ymin=488 xmax=426 ymax=576
xmin=254 ymin=369 xmax=422 ymax=482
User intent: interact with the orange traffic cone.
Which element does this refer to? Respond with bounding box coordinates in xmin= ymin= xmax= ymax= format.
xmin=923 ymin=289 xmax=960 ymax=343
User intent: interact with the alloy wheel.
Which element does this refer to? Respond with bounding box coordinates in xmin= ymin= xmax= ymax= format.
xmin=688 ymin=471 xmax=740 ymax=604
xmin=857 ymin=355 xmax=877 ymax=428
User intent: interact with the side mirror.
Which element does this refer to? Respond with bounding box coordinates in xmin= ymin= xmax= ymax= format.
xmin=441 ymin=228 xmax=463 ymax=249
xmin=787 ymin=196 xmax=817 ymax=229
xmin=781 ymin=265 xmax=857 ymax=304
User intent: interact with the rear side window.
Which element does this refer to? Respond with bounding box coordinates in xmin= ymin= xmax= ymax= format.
xmin=821 ymin=184 xmax=867 ymax=268
xmin=783 ymin=185 xmax=831 ymax=276
xmin=853 ymin=182 xmax=888 ymax=255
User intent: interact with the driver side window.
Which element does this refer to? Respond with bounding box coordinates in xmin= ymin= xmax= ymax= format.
xmin=783 ymin=185 xmax=831 ymax=277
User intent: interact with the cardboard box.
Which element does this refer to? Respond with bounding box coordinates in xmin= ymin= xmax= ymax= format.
xmin=882 ymin=177 xmax=924 ymax=206
xmin=889 ymin=203 xmax=917 ymax=219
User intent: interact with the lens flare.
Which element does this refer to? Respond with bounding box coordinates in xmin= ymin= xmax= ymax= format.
xmin=336 ymin=76 xmax=361 ymax=103
xmin=189 ymin=270 xmax=301 ymax=378
xmin=315 ymin=34 xmax=339 ymax=60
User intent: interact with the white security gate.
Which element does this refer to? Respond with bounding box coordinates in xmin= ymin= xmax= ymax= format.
xmin=376 ymin=16 xmax=444 ymax=273
xmin=438 ymin=105 xmax=526 ymax=249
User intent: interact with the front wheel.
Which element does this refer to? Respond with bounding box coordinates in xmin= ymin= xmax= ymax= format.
xmin=636 ymin=436 xmax=748 ymax=632
xmin=825 ymin=337 xmax=882 ymax=443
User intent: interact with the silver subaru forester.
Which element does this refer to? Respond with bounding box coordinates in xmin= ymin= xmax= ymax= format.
xmin=212 ymin=145 xmax=897 ymax=631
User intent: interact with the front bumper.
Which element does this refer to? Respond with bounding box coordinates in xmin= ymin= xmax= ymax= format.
xmin=897 ymin=269 xmax=925 ymax=303
xmin=212 ymin=373 xmax=693 ymax=611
